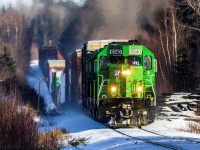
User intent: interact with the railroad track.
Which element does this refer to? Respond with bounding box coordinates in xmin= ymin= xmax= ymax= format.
xmin=140 ymin=128 xmax=200 ymax=144
xmin=110 ymin=127 xmax=200 ymax=150
xmin=87 ymin=107 xmax=200 ymax=149
xmin=111 ymin=128 xmax=180 ymax=150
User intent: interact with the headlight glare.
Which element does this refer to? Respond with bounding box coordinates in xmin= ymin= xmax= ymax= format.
xmin=126 ymin=70 xmax=131 ymax=75
xmin=122 ymin=70 xmax=131 ymax=75
xmin=111 ymin=86 xmax=117 ymax=92
xmin=137 ymin=86 xmax=143 ymax=92
xmin=122 ymin=70 xmax=127 ymax=75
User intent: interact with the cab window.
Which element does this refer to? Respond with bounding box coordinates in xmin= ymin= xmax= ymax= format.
xmin=128 ymin=56 xmax=141 ymax=66
xmin=110 ymin=56 xmax=124 ymax=64
xmin=144 ymin=56 xmax=152 ymax=70
xmin=100 ymin=56 xmax=107 ymax=70
xmin=94 ymin=59 xmax=97 ymax=72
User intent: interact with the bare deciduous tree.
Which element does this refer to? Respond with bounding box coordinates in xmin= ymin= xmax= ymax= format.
xmin=186 ymin=0 xmax=200 ymax=16
xmin=176 ymin=0 xmax=200 ymax=32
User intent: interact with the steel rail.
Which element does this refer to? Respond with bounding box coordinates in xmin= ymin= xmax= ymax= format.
xmin=140 ymin=128 xmax=200 ymax=144
xmin=111 ymin=128 xmax=180 ymax=150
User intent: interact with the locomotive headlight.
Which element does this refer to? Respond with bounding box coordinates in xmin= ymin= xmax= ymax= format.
xmin=122 ymin=70 xmax=131 ymax=75
xmin=126 ymin=70 xmax=131 ymax=75
xmin=122 ymin=70 xmax=127 ymax=75
xmin=137 ymin=86 xmax=143 ymax=92
xmin=111 ymin=86 xmax=117 ymax=92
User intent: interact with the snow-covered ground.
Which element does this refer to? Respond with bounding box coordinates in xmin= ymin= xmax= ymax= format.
xmin=46 ymin=109 xmax=200 ymax=150
xmin=28 ymin=61 xmax=200 ymax=150
xmin=156 ymin=93 xmax=200 ymax=130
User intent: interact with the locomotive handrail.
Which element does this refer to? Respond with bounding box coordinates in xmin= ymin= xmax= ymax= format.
xmin=145 ymin=75 xmax=156 ymax=103
xmin=98 ymin=75 xmax=107 ymax=101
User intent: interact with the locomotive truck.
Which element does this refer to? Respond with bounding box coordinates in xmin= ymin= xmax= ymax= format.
xmin=66 ymin=40 xmax=157 ymax=127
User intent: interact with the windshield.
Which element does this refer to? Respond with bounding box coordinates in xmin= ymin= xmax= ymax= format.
xmin=109 ymin=56 xmax=124 ymax=64
xmin=128 ymin=56 xmax=141 ymax=66
xmin=144 ymin=56 xmax=152 ymax=70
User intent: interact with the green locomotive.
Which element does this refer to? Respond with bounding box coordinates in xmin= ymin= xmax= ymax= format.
xmin=82 ymin=40 xmax=157 ymax=127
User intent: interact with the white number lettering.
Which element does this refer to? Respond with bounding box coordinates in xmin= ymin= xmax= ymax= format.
xmin=109 ymin=49 xmax=122 ymax=55
xmin=129 ymin=49 xmax=142 ymax=55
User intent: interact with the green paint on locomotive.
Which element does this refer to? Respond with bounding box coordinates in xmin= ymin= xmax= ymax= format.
xmin=83 ymin=41 xmax=157 ymax=126
xmin=86 ymin=44 xmax=156 ymax=102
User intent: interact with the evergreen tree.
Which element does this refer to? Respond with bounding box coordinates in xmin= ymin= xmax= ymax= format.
xmin=0 ymin=47 xmax=16 ymax=80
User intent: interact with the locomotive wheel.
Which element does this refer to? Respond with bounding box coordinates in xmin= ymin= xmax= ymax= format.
xmin=82 ymin=98 xmax=87 ymax=112
xmin=148 ymin=107 xmax=156 ymax=123
xmin=91 ymin=99 xmax=95 ymax=108
xmin=92 ymin=109 xmax=98 ymax=120
xmin=96 ymin=107 xmax=110 ymax=123
xmin=86 ymin=98 xmax=90 ymax=109
xmin=91 ymin=108 xmax=94 ymax=118
xmin=137 ymin=108 xmax=156 ymax=126
xmin=94 ymin=109 xmax=98 ymax=120
xmin=89 ymin=107 xmax=93 ymax=116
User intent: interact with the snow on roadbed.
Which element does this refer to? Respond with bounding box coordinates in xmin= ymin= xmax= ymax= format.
xmin=43 ymin=108 xmax=200 ymax=150
xmin=46 ymin=109 xmax=168 ymax=150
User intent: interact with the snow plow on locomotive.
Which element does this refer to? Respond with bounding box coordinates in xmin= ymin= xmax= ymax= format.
xmin=66 ymin=40 xmax=157 ymax=127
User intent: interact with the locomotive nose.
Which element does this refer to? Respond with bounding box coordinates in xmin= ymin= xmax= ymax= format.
xmin=108 ymin=65 xmax=144 ymax=98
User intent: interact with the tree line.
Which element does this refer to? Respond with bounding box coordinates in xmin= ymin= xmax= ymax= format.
xmin=31 ymin=0 xmax=200 ymax=94
xmin=1 ymin=0 xmax=200 ymax=94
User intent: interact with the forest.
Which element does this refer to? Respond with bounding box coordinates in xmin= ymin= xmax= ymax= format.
xmin=0 ymin=0 xmax=200 ymax=148
xmin=0 ymin=0 xmax=199 ymax=94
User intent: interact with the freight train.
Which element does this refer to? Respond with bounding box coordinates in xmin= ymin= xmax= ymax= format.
xmin=39 ymin=40 xmax=157 ymax=127
xmin=38 ymin=46 xmax=65 ymax=106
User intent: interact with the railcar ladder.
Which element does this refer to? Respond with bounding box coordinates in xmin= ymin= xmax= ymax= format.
xmin=98 ymin=75 xmax=108 ymax=101
xmin=144 ymin=75 xmax=156 ymax=105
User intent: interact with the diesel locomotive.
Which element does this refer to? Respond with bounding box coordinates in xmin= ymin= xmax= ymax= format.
xmin=39 ymin=40 xmax=157 ymax=127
